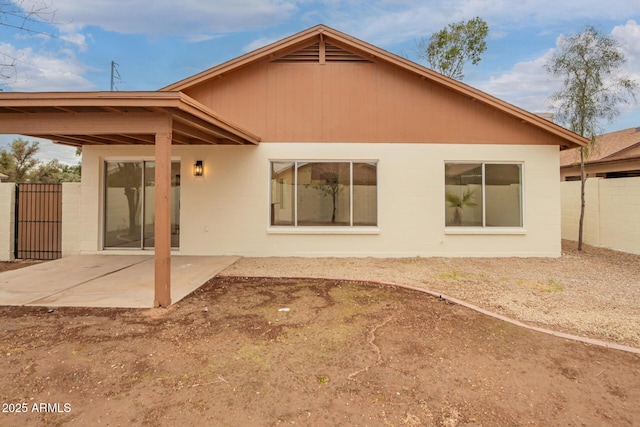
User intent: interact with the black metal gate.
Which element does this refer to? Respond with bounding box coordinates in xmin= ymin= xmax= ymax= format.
xmin=14 ymin=183 xmax=63 ymax=260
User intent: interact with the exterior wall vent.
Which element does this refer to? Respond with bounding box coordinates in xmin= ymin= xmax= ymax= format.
xmin=273 ymin=40 xmax=371 ymax=63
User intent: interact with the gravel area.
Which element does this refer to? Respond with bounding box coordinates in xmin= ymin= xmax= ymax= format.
xmin=220 ymin=240 xmax=640 ymax=349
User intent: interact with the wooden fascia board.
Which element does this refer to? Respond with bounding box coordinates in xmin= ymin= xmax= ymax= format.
xmin=0 ymin=111 xmax=170 ymax=135
xmin=0 ymin=91 xmax=184 ymax=109
xmin=0 ymin=91 xmax=260 ymax=145
xmin=172 ymin=112 xmax=245 ymax=144
xmin=174 ymin=93 xmax=261 ymax=144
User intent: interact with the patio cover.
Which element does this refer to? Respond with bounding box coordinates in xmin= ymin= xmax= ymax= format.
xmin=0 ymin=91 xmax=261 ymax=307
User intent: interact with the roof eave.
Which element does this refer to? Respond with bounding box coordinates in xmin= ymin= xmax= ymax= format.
xmin=0 ymin=91 xmax=261 ymax=145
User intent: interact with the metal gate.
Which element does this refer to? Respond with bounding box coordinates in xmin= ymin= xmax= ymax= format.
xmin=14 ymin=183 xmax=63 ymax=260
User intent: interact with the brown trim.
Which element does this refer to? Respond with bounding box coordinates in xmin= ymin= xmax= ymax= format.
xmin=560 ymin=156 xmax=640 ymax=169
xmin=0 ymin=91 xmax=261 ymax=146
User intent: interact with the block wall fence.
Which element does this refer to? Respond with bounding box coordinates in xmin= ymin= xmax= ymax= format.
xmin=561 ymin=177 xmax=640 ymax=255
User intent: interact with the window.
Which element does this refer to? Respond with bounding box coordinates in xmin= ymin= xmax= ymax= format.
xmin=445 ymin=163 xmax=522 ymax=227
xmin=270 ymin=161 xmax=377 ymax=227
xmin=104 ymin=161 xmax=180 ymax=249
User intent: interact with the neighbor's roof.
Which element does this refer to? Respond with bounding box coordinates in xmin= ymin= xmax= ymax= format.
xmin=560 ymin=127 xmax=640 ymax=167
xmin=163 ymin=24 xmax=588 ymax=150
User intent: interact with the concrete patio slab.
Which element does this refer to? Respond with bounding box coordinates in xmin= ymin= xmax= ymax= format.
xmin=0 ymin=255 xmax=239 ymax=308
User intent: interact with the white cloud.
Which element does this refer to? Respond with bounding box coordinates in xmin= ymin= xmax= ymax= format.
xmin=472 ymin=50 xmax=558 ymax=113
xmin=612 ymin=20 xmax=640 ymax=80
xmin=311 ymin=0 xmax=640 ymax=47
xmin=0 ymin=43 xmax=94 ymax=91
xmin=45 ymin=0 xmax=298 ymax=38
xmin=472 ymin=21 xmax=640 ymax=130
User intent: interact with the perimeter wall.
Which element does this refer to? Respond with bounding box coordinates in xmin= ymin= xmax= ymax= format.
xmin=561 ymin=177 xmax=640 ymax=255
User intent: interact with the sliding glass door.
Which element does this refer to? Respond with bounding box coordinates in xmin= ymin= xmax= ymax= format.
xmin=104 ymin=161 xmax=180 ymax=249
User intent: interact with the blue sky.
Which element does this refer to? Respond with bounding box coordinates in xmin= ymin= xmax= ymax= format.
xmin=1 ymin=0 xmax=639 ymax=164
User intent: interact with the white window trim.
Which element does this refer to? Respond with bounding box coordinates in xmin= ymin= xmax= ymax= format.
xmin=268 ymin=159 xmax=379 ymax=233
xmin=444 ymin=161 xmax=526 ymax=232
xmin=267 ymin=226 xmax=380 ymax=235
xmin=444 ymin=227 xmax=527 ymax=235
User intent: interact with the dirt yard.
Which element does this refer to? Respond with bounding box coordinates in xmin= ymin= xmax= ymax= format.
xmin=1 ymin=275 xmax=639 ymax=426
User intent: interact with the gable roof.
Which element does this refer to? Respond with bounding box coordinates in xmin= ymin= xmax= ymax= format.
xmin=163 ymin=24 xmax=587 ymax=150
xmin=560 ymin=127 xmax=640 ymax=167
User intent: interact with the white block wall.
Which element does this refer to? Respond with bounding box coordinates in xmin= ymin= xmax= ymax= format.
xmin=561 ymin=177 xmax=640 ymax=255
xmin=62 ymin=182 xmax=82 ymax=256
xmin=0 ymin=183 xmax=15 ymax=261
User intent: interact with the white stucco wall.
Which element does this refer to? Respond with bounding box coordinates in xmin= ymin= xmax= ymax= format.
xmin=62 ymin=182 xmax=82 ymax=256
xmin=79 ymin=143 xmax=561 ymax=257
xmin=0 ymin=183 xmax=15 ymax=260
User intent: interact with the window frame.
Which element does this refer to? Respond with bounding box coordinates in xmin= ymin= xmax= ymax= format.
xmin=102 ymin=157 xmax=181 ymax=250
xmin=268 ymin=159 xmax=380 ymax=234
xmin=444 ymin=161 xmax=525 ymax=234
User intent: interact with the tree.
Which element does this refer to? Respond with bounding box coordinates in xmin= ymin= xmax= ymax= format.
xmin=0 ymin=149 xmax=14 ymax=177
xmin=0 ymin=138 xmax=39 ymax=182
xmin=29 ymin=159 xmax=81 ymax=183
xmin=0 ymin=137 xmax=80 ymax=183
xmin=545 ymin=25 xmax=637 ymax=250
xmin=416 ymin=17 xmax=488 ymax=80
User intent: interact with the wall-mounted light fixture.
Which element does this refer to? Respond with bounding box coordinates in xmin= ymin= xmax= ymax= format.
xmin=193 ymin=160 xmax=204 ymax=177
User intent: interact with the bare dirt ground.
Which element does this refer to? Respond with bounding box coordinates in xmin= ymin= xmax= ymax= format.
xmin=222 ymin=240 xmax=640 ymax=349
xmin=1 ymin=272 xmax=639 ymax=426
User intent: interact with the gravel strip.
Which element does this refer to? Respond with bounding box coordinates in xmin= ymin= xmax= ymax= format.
xmin=219 ymin=240 xmax=640 ymax=349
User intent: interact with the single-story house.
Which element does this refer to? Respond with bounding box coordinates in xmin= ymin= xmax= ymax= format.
xmin=560 ymin=127 xmax=640 ymax=180
xmin=0 ymin=25 xmax=587 ymax=306
xmin=0 ymin=172 xmax=8 ymax=182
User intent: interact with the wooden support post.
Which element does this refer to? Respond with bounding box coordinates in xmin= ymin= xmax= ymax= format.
xmin=153 ymin=122 xmax=172 ymax=307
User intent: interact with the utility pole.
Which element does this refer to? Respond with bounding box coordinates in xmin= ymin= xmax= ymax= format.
xmin=110 ymin=61 xmax=121 ymax=91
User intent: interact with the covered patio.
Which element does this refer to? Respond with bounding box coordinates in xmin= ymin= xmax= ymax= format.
xmin=0 ymin=91 xmax=260 ymax=307
xmin=0 ymin=255 xmax=238 ymax=308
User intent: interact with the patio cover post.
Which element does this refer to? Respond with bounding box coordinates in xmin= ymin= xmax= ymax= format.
xmin=154 ymin=121 xmax=172 ymax=307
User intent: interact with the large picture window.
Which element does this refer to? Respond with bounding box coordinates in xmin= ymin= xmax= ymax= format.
xmin=270 ymin=161 xmax=377 ymax=227
xmin=445 ymin=162 xmax=522 ymax=227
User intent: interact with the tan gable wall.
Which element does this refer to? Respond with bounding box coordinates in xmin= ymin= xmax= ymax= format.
xmin=184 ymin=60 xmax=568 ymax=146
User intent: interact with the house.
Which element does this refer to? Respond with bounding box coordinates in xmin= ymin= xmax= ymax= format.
xmin=0 ymin=25 xmax=587 ymax=306
xmin=0 ymin=173 xmax=8 ymax=182
xmin=560 ymin=127 xmax=640 ymax=180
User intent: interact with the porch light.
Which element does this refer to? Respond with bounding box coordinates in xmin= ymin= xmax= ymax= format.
xmin=193 ymin=160 xmax=204 ymax=177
